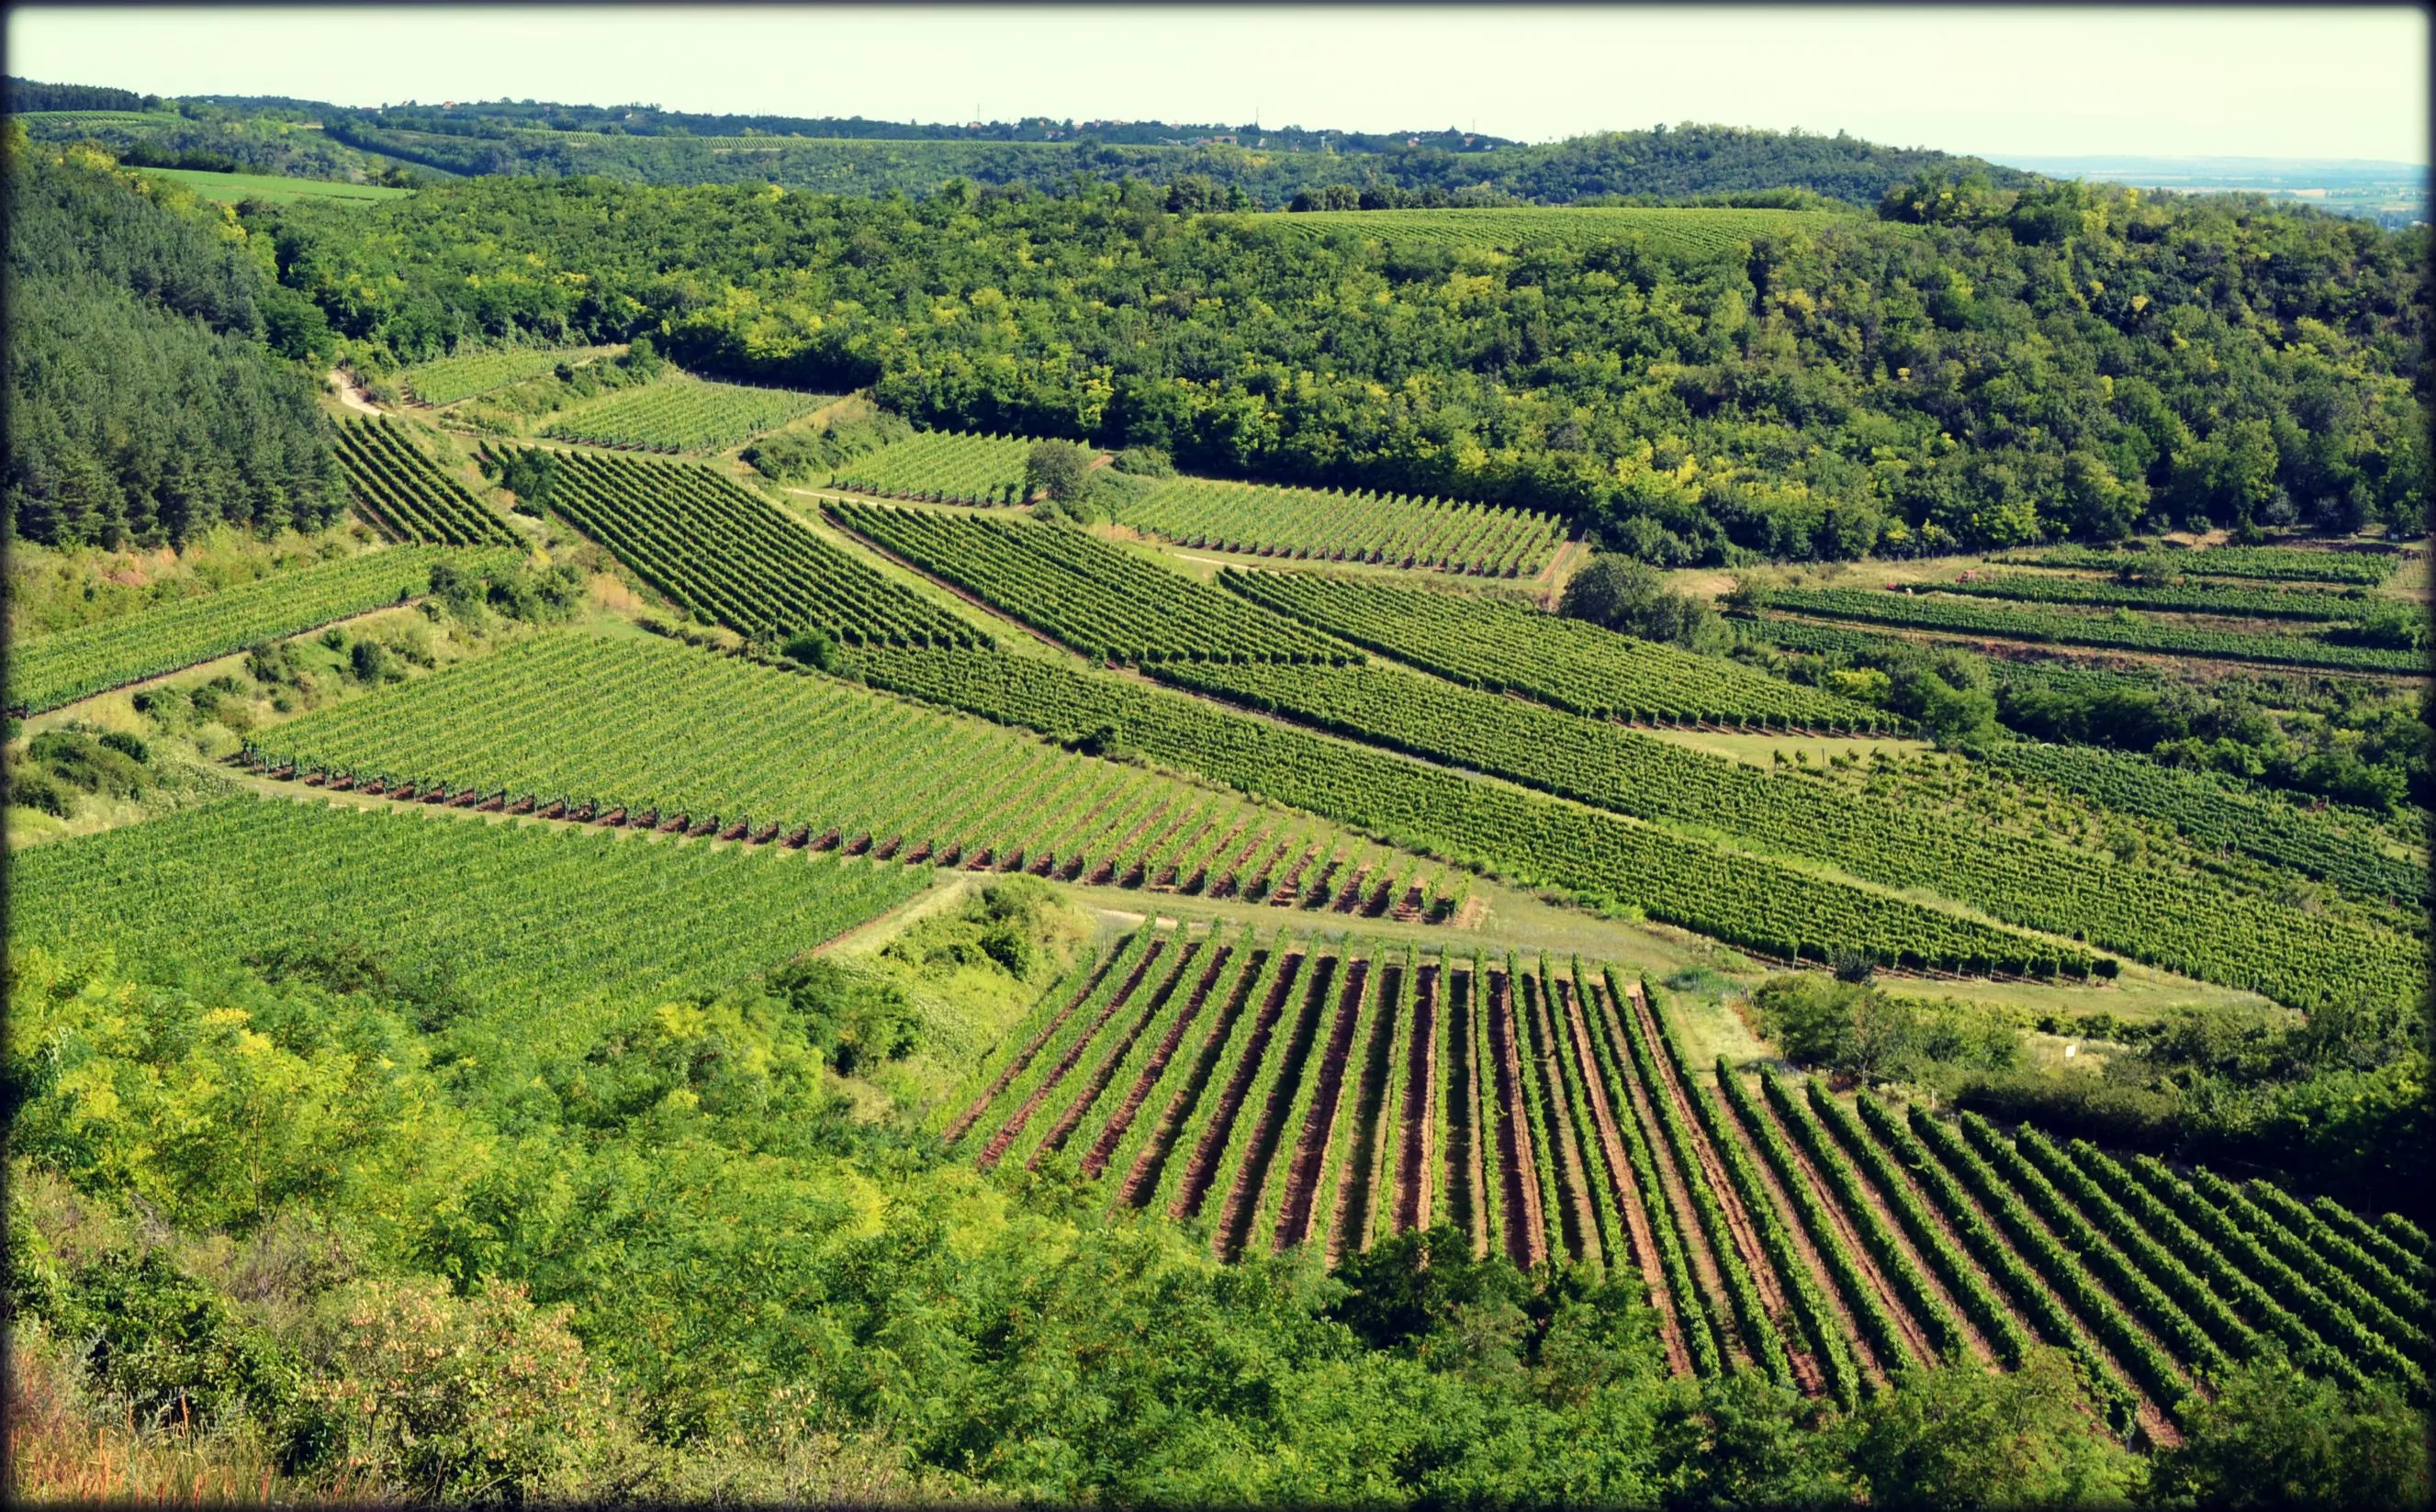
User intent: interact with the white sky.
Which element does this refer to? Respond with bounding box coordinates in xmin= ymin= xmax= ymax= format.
xmin=8 ymin=6 xmax=2428 ymax=163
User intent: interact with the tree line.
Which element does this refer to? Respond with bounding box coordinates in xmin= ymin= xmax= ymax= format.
xmin=252 ymin=167 xmax=2424 ymax=559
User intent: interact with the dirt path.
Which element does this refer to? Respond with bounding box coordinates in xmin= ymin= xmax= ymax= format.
xmin=1622 ymin=983 xmax=1819 ymax=1394
xmin=1394 ymin=966 xmax=1439 ymax=1234
xmin=1171 ymin=954 xmax=1306 ymax=1218
xmin=1083 ymin=946 xmax=1231 ymax=1177
xmin=1484 ymin=970 xmax=1548 ymax=1269
xmin=976 ymin=941 xmax=1166 ymax=1170
xmin=1561 ymin=980 xmax=1694 ymax=1379
xmin=328 ymin=368 xmax=384 ymax=416
xmin=1594 ymin=981 xmax=1747 ymax=1367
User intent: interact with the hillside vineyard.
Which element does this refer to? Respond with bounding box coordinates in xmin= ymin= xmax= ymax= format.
xmin=9 ymin=74 xmax=2431 ymax=1508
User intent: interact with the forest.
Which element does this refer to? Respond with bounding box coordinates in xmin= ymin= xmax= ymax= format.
xmin=224 ymin=166 xmax=2425 ymax=559
xmin=3 ymin=135 xmax=342 ymax=546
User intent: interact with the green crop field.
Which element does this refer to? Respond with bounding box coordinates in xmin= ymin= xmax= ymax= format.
xmin=528 ymin=448 xmax=985 ymax=646
xmin=830 ymin=502 xmax=1354 ymax=665
xmin=1263 ymin=206 xmax=1847 ymax=252
xmin=942 ymin=929 xmax=2423 ymax=1423
xmin=828 ymin=431 xmax=1045 ymax=505
xmin=1936 ymin=572 xmax=2369 ymax=621
xmin=1994 ymin=543 xmax=2401 ymax=587
xmin=1220 ymin=570 xmax=1887 ymax=729
xmin=334 ymin=419 xmax=522 ymax=546
xmin=1762 ymin=587 xmax=2420 ymax=674
xmin=542 ymin=375 xmax=834 ymax=453
xmin=7 ymin=545 xmax=514 ymax=714
xmin=400 ymin=347 xmax=616 ymax=406
xmin=1124 ymin=476 xmax=1564 ymax=577
xmin=1146 ymin=657 xmax=2422 ymax=1012
xmin=10 ymin=793 xmax=927 ymax=1010
xmin=858 ymin=645 xmax=2096 ymax=978
xmin=136 ymin=167 xmax=413 ymax=204
xmin=248 ymin=629 xmax=1455 ymax=914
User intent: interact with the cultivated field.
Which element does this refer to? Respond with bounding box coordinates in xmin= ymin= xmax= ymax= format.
xmin=946 ymin=924 xmax=2428 ymax=1428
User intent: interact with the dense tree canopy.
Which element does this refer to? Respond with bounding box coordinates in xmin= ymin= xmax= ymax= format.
xmin=4 ymin=137 xmax=342 ymax=546
xmin=258 ymin=172 xmax=2424 ymax=560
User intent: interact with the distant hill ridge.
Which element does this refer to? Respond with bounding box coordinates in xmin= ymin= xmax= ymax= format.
xmin=8 ymin=75 xmax=2030 ymax=207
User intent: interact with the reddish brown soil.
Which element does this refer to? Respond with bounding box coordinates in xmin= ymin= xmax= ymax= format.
xmin=1485 ymin=971 xmax=1547 ymax=1270
xmin=1742 ymin=1086 xmax=1948 ymax=1373
xmin=1592 ymin=981 xmax=1746 ymax=1367
xmin=1392 ymin=966 xmax=1439 ymax=1235
xmin=943 ymin=947 xmax=1127 ymax=1143
xmin=1558 ymin=981 xmax=1692 ymax=1378
xmin=1522 ymin=977 xmax=1601 ymax=1267
xmin=1082 ymin=946 xmax=1232 ymax=1178
xmin=1212 ymin=957 xmax=1341 ymax=1260
xmin=1032 ymin=944 xmax=1204 ymax=1165
xmin=1619 ymin=983 xmax=1821 ymax=1394
xmin=1172 ymin=954 xmax=1307 ymax=1220
xmin=1271 ymin=961 xmax=1372 ymax=1253
xmin=976 ymin=941 xmax=1167 ymax=1170
xmin=1116 ymin=951 xmax=1270 ymax=1205
xmin=1324 ymin=966 xmax=1406 ymax=1265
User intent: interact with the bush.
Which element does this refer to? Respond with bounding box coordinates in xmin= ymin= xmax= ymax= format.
xmin=1559 ymin=554 xmax=1726 ymax=652
xmin=781 ymin=628 xmax=840 ymax=672
xmin=309 ymin=1276 xmax=654 ymax=1501
xmin=1110 ymin=444 xmax=1174 ymax=477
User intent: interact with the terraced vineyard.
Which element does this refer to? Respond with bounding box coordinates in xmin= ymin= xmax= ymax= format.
xmin=7 ymin=545 xmax=512 ymax=715
xmin=1762 ymin=588 xmax=2419 ymax=675
xmin=943 ymin=930 xmax=2427 ymax=1420
xmin=1936 ymin=572 xmax=2368 ymax=622
xmin=334 ymin=418 xmax=522 ymax=545
xmin=10 ymin=793 xmax=927 ymax=1009
xmin=1124 ymin=478 xmax=1563 ymax=577
xmin=856 ymin=646 xmax=2097 ymax=977
xmin=829 ymin=502 xmax=1353 ymax=665
xmin=1221 ymin=569 xmax=1888 ymax=729
xmin=400 ymin=347 xmax=611 ymax=407
xmin=249 ymin=630 xmax=1460 ymax=918
xmin=542 ymin=375 xmax=833 ymax=453
xmin=1146 ymin=657 xmax=2423 ymax=1011
xmin=1263 ymin=206 xmax=1844 ymax=253
xmin=1984 ymin=743 xmax=2427 ymax=907
xmin=531 ymin=448 xmax=985 ymax=646
xmin=827 ymin=431 xmax=1044 ymax=505
xmin=1994 ymin=544 xmax=2400 ymax=587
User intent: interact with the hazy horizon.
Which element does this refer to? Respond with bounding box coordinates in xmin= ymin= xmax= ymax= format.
xmin=8 ymin=6 xmax=2427 ymax=163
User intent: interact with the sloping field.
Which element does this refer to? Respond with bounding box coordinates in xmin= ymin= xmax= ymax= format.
xmin=7 ymin=544 xmax=515 ymax=715
xmin=1763 ymin=588 xmax=2418 ymax=675
xmin=543 ymin=375 xmax=833 ymax=453
xmin=829 ymin=431 xmax=1045 ymax=505
xmin=829 ymin=502 xmax=1354 ymax=665
xmin=335 ymin=418 xmax=522 ymax=546
xmin=247 ymin=629 xmax=1460 ymax=917
xmin=1126 ymin=477 xmax=1563 ymax=577
xmin=944 ymin=928 xmax=2429 ymax=1428
xmin=1220 ymin=568 xmax=1886 ymax=729
xmin=530 ymin=449 xmax=985 ymax=647
xmin=9 ymin=792 xmax=926 ymax=1009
